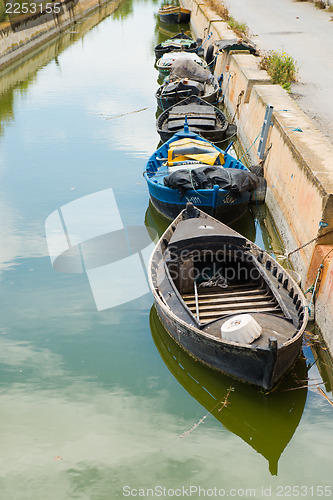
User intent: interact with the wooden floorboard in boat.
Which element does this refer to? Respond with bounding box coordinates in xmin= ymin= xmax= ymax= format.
xmin=183 ymin=283 xmax=265 ymax=298
xmin=184 ymin=292 xmax=272 ymax=306
xmin=183 ymin=288 xmax=269 ymax=300
xmin=182 ymin=281 xmax=283 ymax=324
xmin=192 ymin=306 xmax=282 ymax=320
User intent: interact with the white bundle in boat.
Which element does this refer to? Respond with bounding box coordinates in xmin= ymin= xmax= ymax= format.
xmin=221 ymin=314 xmax=262 ymax=344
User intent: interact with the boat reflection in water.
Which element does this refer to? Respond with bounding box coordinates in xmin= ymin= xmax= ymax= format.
xmin=144 ymin=200 xmax=256 ymax=242
xmin=149 ymin=306 xmax=308 ymax=476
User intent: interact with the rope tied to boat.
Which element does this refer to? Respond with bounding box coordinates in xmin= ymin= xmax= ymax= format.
xmin=186 ymin=169 xmax=210 ymax=200
xmin=208 ymin=128 xmax=238 ymax=144
xmin=304 ymin=264 xmax=323 ymax=320
xmin=237 ymin=126 xmax=263 ymax=161
xmin=231 ymin=90 xmax=245 ymax=124
xmin=198 ymin=272 xmax=228 ymax=288
xmin=217 ymin=70 xmax=235 ymax=104
xmin=276 ymin=226 xmax=333 ymax=262
xmin=198 ymin=31 xmax=212 ymax=51
xmin=303 ymin=246 xmax=333 ymax=319
xmin=104 ymin=107 xmax=148 ymax=120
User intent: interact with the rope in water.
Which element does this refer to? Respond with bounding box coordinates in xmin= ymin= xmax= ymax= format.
xmin=104 ymin=107 xmax=148 ymax=120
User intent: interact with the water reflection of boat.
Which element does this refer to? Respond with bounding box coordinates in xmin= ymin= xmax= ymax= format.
xmin=144 ymin=200 xmax=256 ymax=243
xmin=145 ymin=201 xmax=170 ymax=240
xmin=158 ymin=25 xmax=189 ymax=38
xmin=150 ymin=305 xmax=308 ymax=476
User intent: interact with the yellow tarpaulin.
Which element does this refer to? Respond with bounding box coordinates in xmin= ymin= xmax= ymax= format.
xmin=167 ymin=138 xmax=225 ymax=166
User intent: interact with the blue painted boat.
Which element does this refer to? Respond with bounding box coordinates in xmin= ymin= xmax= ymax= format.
xmin=144 ymin=122 xmax=258 ymax=223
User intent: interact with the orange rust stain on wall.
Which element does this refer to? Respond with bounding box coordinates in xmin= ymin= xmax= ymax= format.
xmin=305 ymin=244 xmax=333 ymax=296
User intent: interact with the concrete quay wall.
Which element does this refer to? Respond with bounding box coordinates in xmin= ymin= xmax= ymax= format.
xmin=182 ymin=0 xmax=333 ymax=353
xmin=0 ymin=0 xmax=121 ymax=70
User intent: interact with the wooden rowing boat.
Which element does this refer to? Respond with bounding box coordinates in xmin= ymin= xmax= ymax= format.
xmin=148 ymin=203 xmax=309 ymax=390
xmin=154 ymin=30 xmax=199 ymax=59
xmin=156 ymin=51 xmax=207 ymax=76
xmin=155 ymin=57 xmax=221 ymax=110
xmin=158 ymin=5 xmax=191 ymax=24
xmin=156 ymin=95 xmax=237 ymax=143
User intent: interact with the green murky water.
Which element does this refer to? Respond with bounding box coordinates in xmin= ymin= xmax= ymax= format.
xmin=0 ymin=1 xmax=332 ymax=498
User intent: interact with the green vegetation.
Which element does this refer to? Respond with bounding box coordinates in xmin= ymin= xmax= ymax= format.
xmin=260 ymin=51 xmax=298 ymax=92
xmin=314 ymin=0 xmax=327 ymax=8
xmin=296 ymin=0 xmax=333 ymax=8
xmin=204 ymin=0 xmax=248 ymax=37
xmin=204 ymin=0 xmax=229 ymax=21
xmin=0 ymin=2 xmax=8 ymax=23
xmin=204 ymin=0 xmax=299 ymax=91
xmin=227 ymin=16 xmax=248 ymax=37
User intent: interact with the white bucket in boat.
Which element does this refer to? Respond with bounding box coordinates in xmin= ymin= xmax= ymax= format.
xmin=221 ymin=314 xmax=262 ymax=344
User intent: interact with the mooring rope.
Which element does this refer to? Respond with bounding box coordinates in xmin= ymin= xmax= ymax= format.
xmin=238 ymin=127 xmax=263 ymax=161
xmin=304 ymin=246 xmax=333 ymax=318
xmin=104 ymin=107 xmax=148 ymax=120
xmin=277 ymin=227 xmax=333 ymax=262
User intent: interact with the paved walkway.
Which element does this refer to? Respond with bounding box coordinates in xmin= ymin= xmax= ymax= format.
xmin=225 ymin=0 xmax=333 ymax=144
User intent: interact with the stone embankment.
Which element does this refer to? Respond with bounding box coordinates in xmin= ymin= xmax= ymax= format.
xmin=182 ymin=0 xmax=333 ymax=355
xmin=0 ymin=0 xmax=122 ymax=70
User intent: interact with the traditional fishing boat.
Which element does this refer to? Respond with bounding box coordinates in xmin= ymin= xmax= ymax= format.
xmin=156 ymin=77 xmax=221 ymax=110
xmin=156 ymin=95 xmax=237 ymax=143
xmin=148 ymin=203 xmax=309 ymax=391
xmin=156 ymin=59 xmax=221 ymax=110
xmin=144 ymin=123 xmax=258 ymax=222
xmin=156 ymin=51 xmax=207 ymax=76
xmin=154 ymin=30 xmax=200 ymax=59
xmin=150 ymin=306 xmax=308 ymax=475
xmin=214 ymin=38 xmax=257 ymax=55
xmin=158 ymin=5 xmax=191 ymax=24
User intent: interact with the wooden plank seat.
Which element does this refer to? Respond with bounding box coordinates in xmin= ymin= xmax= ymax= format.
xmin=168 ymin=117 xmax=216 ymax=130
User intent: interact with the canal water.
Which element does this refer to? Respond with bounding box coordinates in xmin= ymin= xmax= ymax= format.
xmin=0 ymin=1 xmax=332 ymax=498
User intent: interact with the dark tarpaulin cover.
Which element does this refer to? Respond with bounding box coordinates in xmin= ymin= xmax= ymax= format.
xmin=163 ymin=166 xmax=259 ymax=198
xmin=163 ymin=79 xmax=204 ymax=96
xmin=169 ymin=59 xmax=213 ymax=83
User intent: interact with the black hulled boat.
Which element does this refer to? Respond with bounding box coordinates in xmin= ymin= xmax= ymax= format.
xmin=156 ymin=95 xmax=237 ymax=143
xmin=148 ymin=204 xmax=309 ymax=391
